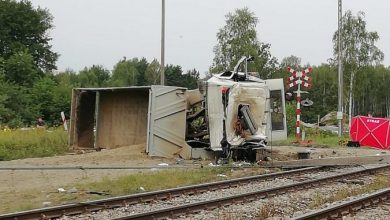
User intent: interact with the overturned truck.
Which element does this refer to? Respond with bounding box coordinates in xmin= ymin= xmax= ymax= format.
xmin=69 ymin=57 xmax=287 ymax=160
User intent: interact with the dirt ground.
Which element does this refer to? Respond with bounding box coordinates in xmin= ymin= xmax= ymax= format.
xmin=0 ymin=144 xmax=388 ymax=213
xmin=268 ymin=145 xmax=389 ymax=161
xmin=0 ymin=144 xmax=179 ymax=191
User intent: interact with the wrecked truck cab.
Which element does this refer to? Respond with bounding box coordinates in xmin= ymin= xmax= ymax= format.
xmin=185 ymin=59 xmax=287 ymax=161
xmin=206 ymin=74 xmax=269 ymax=151
xmin=201 ymin=71 xmax=269 ymax=161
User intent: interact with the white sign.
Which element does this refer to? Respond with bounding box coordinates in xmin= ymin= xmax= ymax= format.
xmin=61 ymin=111 xmax=68 ymax=131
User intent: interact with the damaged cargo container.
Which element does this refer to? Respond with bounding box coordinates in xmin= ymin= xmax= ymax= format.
xmin=69 ymin=86 xmax=193 ymax=159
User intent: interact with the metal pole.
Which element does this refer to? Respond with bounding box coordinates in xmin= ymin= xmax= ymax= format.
xmin=296 ymin=76 xmax=301 ymax=141
xmin=337 ymin=0 xmax=343 ymax=136
xmin=160 ymin=0 xmax=165 ymax=85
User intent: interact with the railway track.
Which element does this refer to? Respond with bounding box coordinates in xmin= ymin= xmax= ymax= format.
xmin=293 ymin=188 xmax=390 ymax=220
xmin=109 ymin=164 xmax=390 ymax=220
xmin=0 ymin=166 xmax=321 ymax=220
xmin=2 ymin=165 xmax=389 ymax=220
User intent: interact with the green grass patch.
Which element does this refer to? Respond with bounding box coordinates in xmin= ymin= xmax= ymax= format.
xmin=45 ymin=167 xmax=258 ymax=205
xmin=74 ymin=167 xmax=231 ymax=196
xmin=0 ymin=128 xmax=68 ymax=161
xmin=272 ymin=128 xmax=349 ymax=148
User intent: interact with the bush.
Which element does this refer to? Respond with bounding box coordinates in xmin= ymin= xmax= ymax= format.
xmin=286 ymin=101 xmax=297 ymax=136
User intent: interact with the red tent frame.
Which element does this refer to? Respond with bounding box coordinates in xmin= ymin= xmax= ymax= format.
xmin=350 ymin=116 xmax=390 ymax=150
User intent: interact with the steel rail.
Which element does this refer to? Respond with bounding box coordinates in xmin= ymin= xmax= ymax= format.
xmin=0 ymin=166 xmax=321 ymax=220
xmin=0 ymin=165 xmax=200 ymax=171
xmin=292 ymin=188 xmax=390 ymax=220
xmin=111 ymin=164 xmax=390 ymax=220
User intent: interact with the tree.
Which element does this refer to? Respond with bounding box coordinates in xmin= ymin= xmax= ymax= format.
xmin=0 ymin=0 xmax=58 ymax=72
xmin=135 ymin=57 xmax=149 ymax=86
xmin=4 ymin=50 xmax=39 ymax=86
xmin=280 ymin=55 xmax=302 ymax=69
xmin=165 ymin=65 xmax=184 ymax=87
xmin=77 ymin=65 xmax=110 ymax=87
xmin=110 ymin=58 xmax=139 ymax=86
xmin=30 ymin=77 xmax=58 ymax=124
xmin=144 ymin=59 xmax=160 ymax=85
xmin=0 ymin=80 xmax=35 ymax=126
xmin=210 ymin=8 xmax=277 ymax=78
xmin=182 ymin=69 xmax=200 ymax=89
xmin=332 ymin=11 xmax=384 ymax=124
xmin=54 ymin=69 xmax=81 ymax=88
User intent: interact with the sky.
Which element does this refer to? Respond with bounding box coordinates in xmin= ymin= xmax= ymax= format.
xmin=30 ymin=0 xmax=390 ymax=75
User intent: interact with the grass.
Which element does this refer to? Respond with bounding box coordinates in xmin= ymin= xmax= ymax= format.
xmin=0 ymin=128 xmax=68 ymax=161
xmin=71 ymin=167 xmax=234 ymax=196
xmin=0 ymin=167 xmax=268 ymax=214
xmin=309 ymin=175 xmax=390 ymax=209
xmin=272 ymin=128 xmax=350 ymax=148
xmin=258 ymin=202 xmax=277 ymax=219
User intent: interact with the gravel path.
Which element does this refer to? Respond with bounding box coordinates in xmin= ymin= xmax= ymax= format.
xmin=60 ymin=165 xmax=383 ymax=220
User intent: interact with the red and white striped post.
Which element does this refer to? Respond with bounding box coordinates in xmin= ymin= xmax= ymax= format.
xmin=287 ymin=67 xmax=312 ymax=141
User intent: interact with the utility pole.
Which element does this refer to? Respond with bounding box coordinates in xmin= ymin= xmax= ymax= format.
xmin=160 ymin=0 xmax=165 ymax=85
xmin=337 ymin=0 xmax=343 ymax=136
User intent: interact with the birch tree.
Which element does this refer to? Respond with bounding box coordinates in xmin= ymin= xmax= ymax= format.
xmin=210 ymin=8 xmax=277 ymax=78
xmin=332 ymin=10 xmax=384 ymax=124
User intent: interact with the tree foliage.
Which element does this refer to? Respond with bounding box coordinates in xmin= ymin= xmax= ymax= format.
xmin=211 ymin=8 xmax=277 ymax=78
xmin=1 ymin=2 xmax=389 ymax=128
xmin=3 ymin=50 xmax=39 ymax=86
xmin=332 ymin=11 xmax=384 ymax=122
xmin=144 ymin=59 xmax=160 ymax=85
xmin=78 ymin=65 xmax=110 ymax=87
xmin=333 ymin=11 xmax=384 ymax=68
xmin=280 ymin=55 xmax=302 ymax=69
xmin=0 ymin=0 xmax=58 ymax=73
xmin=110 ymin=58 xmax=139 ymax=86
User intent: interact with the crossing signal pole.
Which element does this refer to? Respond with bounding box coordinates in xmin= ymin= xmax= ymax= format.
xmin=287 ymin=67 xmax=313 ymax=141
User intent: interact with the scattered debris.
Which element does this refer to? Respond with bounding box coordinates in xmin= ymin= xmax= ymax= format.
xmin=86 ymin=191 xmax=111 ymax=196
xmin=67 ymin=187 xmax=78 ymax=193
xmin=256 ymin=160 xmax=264 ymax=165
xmin=139 ymin=186 xmax=145 ymax=191
xmin=264 ymin=157 xmax=272 ymax=161
xmin=208 ymin=163 xmax=220 ymax=167
xmin=42 ymin=201 xmax=51 ymax=207
xmin=158 ymin=163 xmax=169 ymax=166
xmin=232 ymin=161 xmax=255 ymax=167
xmin=57 ymin=188 xmax=66 ymax=193
xmin=217 ymin=174 xmax=227 ymax=178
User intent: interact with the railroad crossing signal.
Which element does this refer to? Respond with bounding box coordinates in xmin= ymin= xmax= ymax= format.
xmin=287 ymin=67 xmax=312 ymax=89
xmin=287 ymin=67 xmax=313 ymax=141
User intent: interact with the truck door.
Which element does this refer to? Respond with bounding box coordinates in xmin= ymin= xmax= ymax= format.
xmin=265 ymin=79 xmax=288 ymax=141
xmin=146 ymin=85 xmax=192 ymax=159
